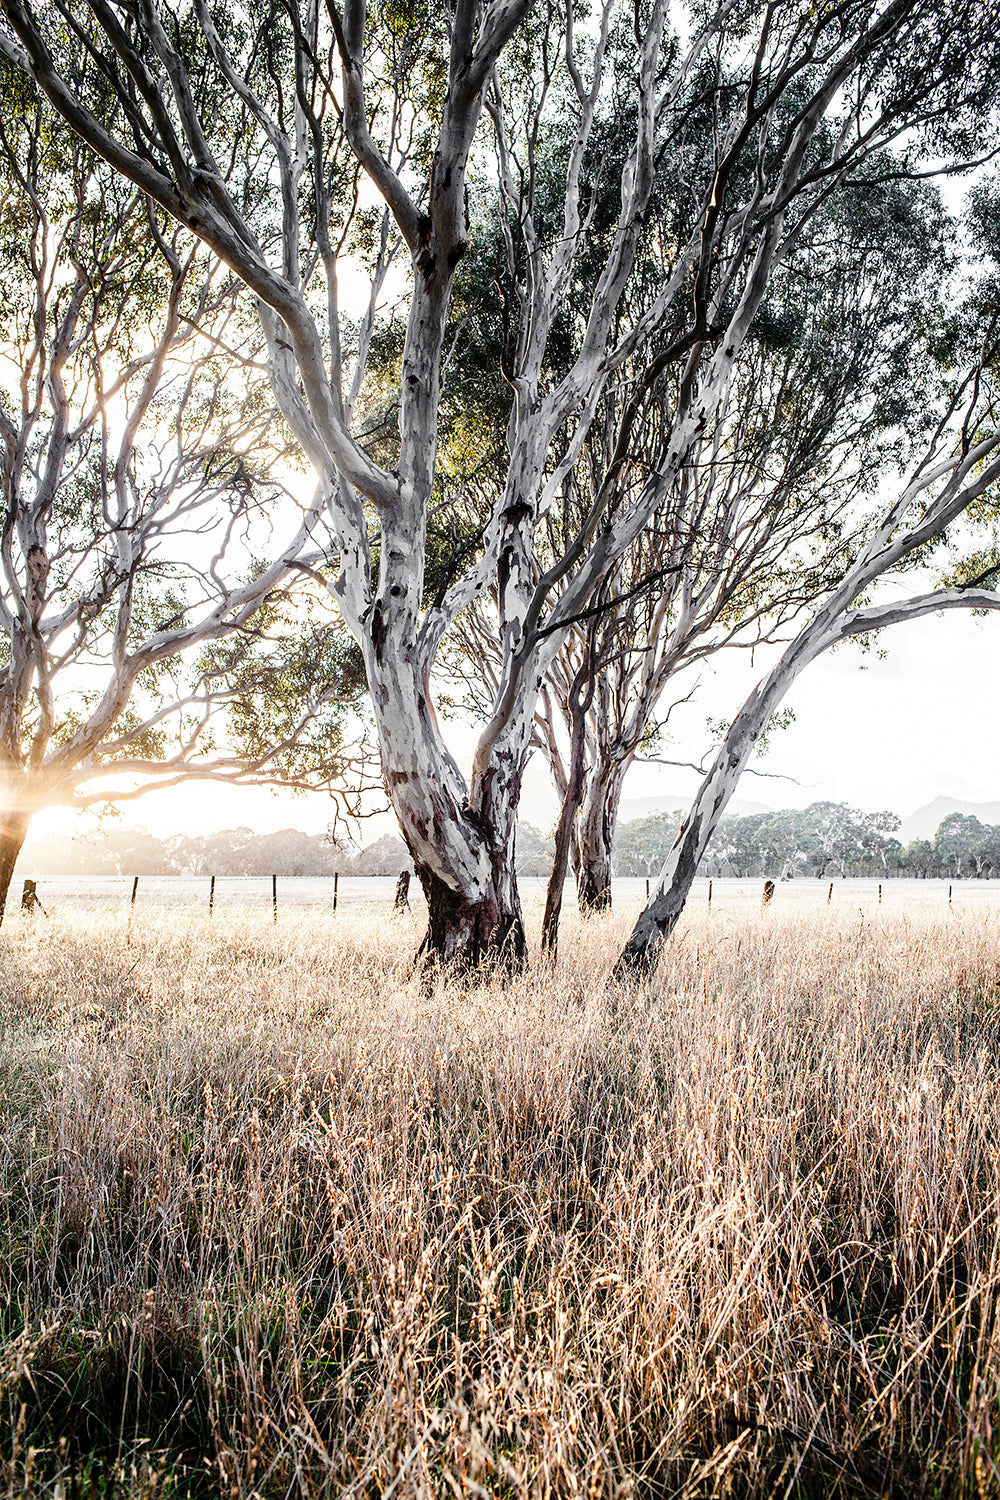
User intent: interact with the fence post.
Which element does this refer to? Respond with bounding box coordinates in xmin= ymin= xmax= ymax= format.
xmin=20 ymin=880 xmax=46 ymax=917
xmin=272 ymin=874 xmax=278 ymax=924
xmin=645 ymin=878 xmax=650 ymax=898
xmin=707 ymin=879 xmax=712 ymax=908
xmin=209 ymin=875 xmax=215 ymax=918
xmin=127 ymin=875 xmax=139 ymax=944
xmin=878 ymin=883 xmax=882 ymax=905
xmin=333 ymin=871 xmax=339 ymax=913
xmin=828 ymin=882 xmax=833 ymax=904
xmin=949 ymin=884 xmax=953 ymax=908
xmin=761 ymin=879 xmax=775 ymax=910
xmin=394 ymin=870 xmax=411 ymax=912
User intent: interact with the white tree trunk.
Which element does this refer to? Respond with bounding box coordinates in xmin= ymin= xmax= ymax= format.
xmin=0 ymin=807 xmax=30 ymax=927
xmin=614 ymin=670 xmax=801 ymax=973
xmin=367 ymin=647 xmax=530 ymax=965
xmin=576 ymin=755 xmax=629 ymax=913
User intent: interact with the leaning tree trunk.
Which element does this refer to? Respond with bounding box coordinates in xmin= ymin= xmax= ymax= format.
xmin=576 ymin=756 xmax=629 ymax=915
xmin=0 ymin=809 xmax=30 ymax=927
xmin=614 ymin=626 xmax=831 ymax=977
xmin=610 ymin=563 xmax=1000 ymax=979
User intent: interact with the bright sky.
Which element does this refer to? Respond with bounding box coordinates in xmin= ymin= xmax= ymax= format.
xmin=626 ymin=606 xmax=999 ymax=819
xmin=28 ymin=594 xmax=997 ymax=846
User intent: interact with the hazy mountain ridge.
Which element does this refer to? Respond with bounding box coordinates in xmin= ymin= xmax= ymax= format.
xmin=898 ymin=799 xmax=1000 ymax=843
xmin=619 ymin=795 xmax=770 ymax=822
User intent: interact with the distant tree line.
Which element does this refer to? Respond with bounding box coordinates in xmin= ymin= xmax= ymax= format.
xmin=20 ymin=808 xmax=1000 ymax=883
xmin=21 ymin=823 xmax=554 ymax=880
xmin=612 ymin=805 xmax=1000 ymax=880
xmin=23 ymin=826 xmax=373 ymax=879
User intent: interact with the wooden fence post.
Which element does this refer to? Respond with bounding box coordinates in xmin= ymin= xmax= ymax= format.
xmin=828 ymin=882 xmax=833 ymax=904
xmin=209 ymin=875 xmax=215 ymax=918
xmin=761 ymin=879 xmax=775 ymax=910
xmin=272 ymin=874 xmax=278 ymax=924
xmin=707 ymin=879 xmax=712 ymax=908
xmin=394 ymin=870 xmax=411 ymax=912
xmin=127 ymin=875 xmax=139 ymax=944
xmin=645 ymin=878 xmax=650 ymax=898
xmin=878 ymin=883 xmax=882 ymax=904
xmin=333 ymin=871 xmax=339 ymax=912
xmin=20 ymin=880 xmax=46 ymax=917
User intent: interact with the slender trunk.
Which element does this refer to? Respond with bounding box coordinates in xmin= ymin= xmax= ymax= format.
xmin=613 ymin=733 xmax=759 ymax=976
xmin=0 ymin=810 xmax=30 ymax=927
xmin=541 ymin=684 xmax=589 ymax=961
xmin=576 ymin=756 xmax=629 ymax=915
xmin=614 ymin=627 xmax=830 ymax=977
xmin=540 ymin=800 xmax=576 ymax=960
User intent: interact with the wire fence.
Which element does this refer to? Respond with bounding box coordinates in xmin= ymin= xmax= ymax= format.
xmin=10 ymin=872 xmax=1000 ymax=922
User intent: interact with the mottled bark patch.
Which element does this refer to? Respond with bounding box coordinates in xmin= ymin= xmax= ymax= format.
xmin=577 ymin=866 xmax=613 ymax=914
xmin=414 ymin=861 xmax=527 ymax=973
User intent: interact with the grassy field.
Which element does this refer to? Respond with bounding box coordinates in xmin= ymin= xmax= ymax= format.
xmin=2 ymin=899 xmax=1000 ymax=1498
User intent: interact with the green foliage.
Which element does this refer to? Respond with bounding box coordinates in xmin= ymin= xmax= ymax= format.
xmin=197 ymin=587 xmax=370 ymax=792
xmin=612 ymin=802 xmax=1000 ymax=882
xmin=706 ymin=708 xmax=797 ymax=758
xmin=933 ymin=813 xmax=1000 ymax=877
xmin=432 ymin=51 xmax=968 ymax=707
xmin=51 ymin=700 xmax=168 ymax=764
xmin=611 ymin=809 xmax=682 ymax=876
xmin=514 ymin=822 xmax=554 ymax=876
xmin=613 ymin=801 xmax=907 ymax=878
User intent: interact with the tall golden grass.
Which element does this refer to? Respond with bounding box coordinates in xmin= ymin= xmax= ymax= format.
xmin=2 ymin=898 xmax=1000 ymax=1497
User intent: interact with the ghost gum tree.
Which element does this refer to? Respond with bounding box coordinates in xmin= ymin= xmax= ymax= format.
xmin=0 ymin=80 xmax=367 ymax=918
xmin=5 ymin=0 xmax=1000 ymax=963
xmin=452 ymin=163 xmax=954 ymax=925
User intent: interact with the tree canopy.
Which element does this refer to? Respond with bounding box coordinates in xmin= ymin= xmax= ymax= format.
xmin=4 ymin=0 xmax=1000 ymax=964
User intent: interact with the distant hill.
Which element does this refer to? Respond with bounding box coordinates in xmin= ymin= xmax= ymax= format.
xmin=619 ymin=794 xmax=770 ymax=822
xmin=899 ymin=798 xmax=1000 ymax=843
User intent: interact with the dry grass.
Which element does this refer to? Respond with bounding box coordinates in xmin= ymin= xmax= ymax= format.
xmin=1 ymin=898 xmax=1000 ymax=1497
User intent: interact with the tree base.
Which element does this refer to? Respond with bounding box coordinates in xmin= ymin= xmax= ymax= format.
xmin=611 ymin=902 xmax=682 ymax=981
xmin=414 ymin=866 xmax=528 ymax=972
xmin=577 ymin=868 xmax=613 ymax=915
